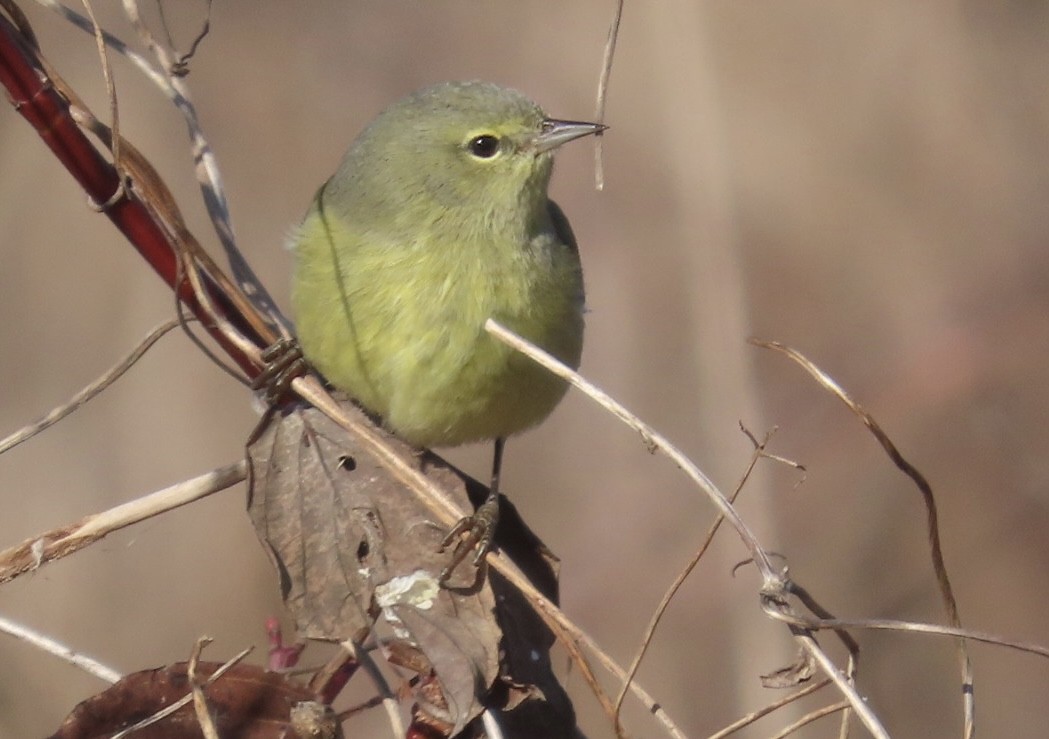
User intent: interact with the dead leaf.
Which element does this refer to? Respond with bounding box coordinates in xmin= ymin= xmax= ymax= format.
xmin=50 ymin=661 xmax=322 ymax=739
xmin=761 ymin=647 xmax=817 ymax=688
xmin=246 ymin=402 xmax=501 ymax=731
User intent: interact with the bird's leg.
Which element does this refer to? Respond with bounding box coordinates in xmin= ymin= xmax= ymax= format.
xmin=439 ymin=436 xmax=504 ymax=583
xmin=252 ymin=337 xmax=309 ymax=404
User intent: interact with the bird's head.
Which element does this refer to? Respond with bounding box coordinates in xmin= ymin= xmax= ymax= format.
xmin=327 ymin=81 xmax=604 ymax=231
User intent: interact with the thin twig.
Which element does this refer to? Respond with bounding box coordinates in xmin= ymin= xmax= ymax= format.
xmin=343 ymin=640 xmax=404 ymax=737
xmin=120 ymin=0 xmax=288 ymax=333
xmin=0 ymin=319 xmax=181 ymax=455
xmin=481 ymin=710 xmax=506 ymax=739
xmin=188 ymin=637 xmax=221 ymax=739
xmin=109 ymin=645 xmax=253 ymax=739
xmin=34 ymin=0 xmax=287 ymax=337
xmin=752 ymin=338 xmax=975 ymax=738
xmin=488 ymin=320 xmax=777 ymax=579
xmin=0 ymin=461 xmax=246 ymax=584
xmin=613 ymin=428 xmax=777 ymax=736
xmin=768 ymin=701 xmax=849 ymax=739
xmin=483 ymin=320 xmax=889 ymax=738
xmin=593 ymin=0 xmax=623 ymax=190
xmin=708 ymin=678 xmax=832 ymax=739
xmin=765 ymin=609 xmax=1049 ymax=660
xmin=78 ymin=0 xmax=120 ymax=175
xmin=20 ymin=3 xmax=277 ymax=373
xmin=0 ymin=613 xmax=122 ymax=684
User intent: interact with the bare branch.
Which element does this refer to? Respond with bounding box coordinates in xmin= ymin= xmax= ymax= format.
xmin=485 ymin=320 xmax=889 ymax=738
xmin=109 ymin=645 xmax=253 ymax=739
xmin=0 ymin=461 xmax=246 ymax=584
xmin=752 ymin=338 xmax=975 ymax=737
xmin=613 ymin=428 xmax=778 ymax=736
xmin=0 ymin=319 xmax=181 ymax=455
xmin=343 ymin=639 xmax=404 ymax=737
xmin=0 ymin=613 xmax=122 ymax=684
xmin=188 ymin=637 xmax=221 ymax=739
xmin=593 ymin=0 xmax=623 ymax=189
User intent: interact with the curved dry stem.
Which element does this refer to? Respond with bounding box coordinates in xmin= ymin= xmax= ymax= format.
xmin=120 ymin=0 xmax=288 ymax=333
xmin=0 ymin=318 xmax=181 ymax=455
xmin=708 ymin=678 xmax=832 ymax=739
xmin=485 ymin=320 xmax=889 ymax=738
xmin=766 ymin=608 xmax=1049 ymax=661
xmin=342 ymin=639 xmax=404 ymax=737
xmin=36 ymin=0 xmax=288 ymax=336
xmin=0 ymin=613 xmax=122 ymax=684
xmin=487 ymin=319 xmax=777 ymax=580
xmin=592 ymin=0 xmax=623 ymax=190
xmin=613 ymin=428 xmax=775 ymax=736
xmin=187 ymin=637 xmax=221 ymax=739
xmin=768 ymin=700 xmax=849 ymax=739
xmin=109 ymin=645 xmax=252 ymax=739
xmin=752 ymin=338 xmax=975 ymax=738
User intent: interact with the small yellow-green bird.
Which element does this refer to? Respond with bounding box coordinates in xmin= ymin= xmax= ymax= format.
xmin=290 ymin=81 xmax=603 ymax=578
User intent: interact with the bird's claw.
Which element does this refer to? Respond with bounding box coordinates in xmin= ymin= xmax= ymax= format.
xmin=438 ymin=495 xmax=500 ymax=584
xmin=253 ymin=338 xmax=309 ymax=405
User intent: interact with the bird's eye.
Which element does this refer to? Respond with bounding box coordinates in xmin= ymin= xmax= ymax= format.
xmin=467 ymin=134 xmax=501 ymax=159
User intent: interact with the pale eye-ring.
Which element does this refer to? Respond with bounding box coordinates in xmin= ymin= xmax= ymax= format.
xmin=467 ymin=134 xmax=500 ymax=159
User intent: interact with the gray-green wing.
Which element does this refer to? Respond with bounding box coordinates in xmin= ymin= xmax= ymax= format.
xmin=547 ymin=199 xmax=578 ymax=254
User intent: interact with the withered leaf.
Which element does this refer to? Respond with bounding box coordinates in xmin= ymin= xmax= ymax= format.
xmin=50 ymin=661 xmax=324 ymax=739
xmin=246 ymin=402 xmax=501 ymax=731
xmin=761 ymin=646 xmax=817 ymax=688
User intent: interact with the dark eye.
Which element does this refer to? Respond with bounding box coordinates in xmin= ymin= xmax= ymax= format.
xmin=467 ymin=134 xmax=500 ymax=159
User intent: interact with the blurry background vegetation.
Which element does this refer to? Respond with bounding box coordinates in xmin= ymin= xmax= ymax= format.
xmin=2 ymin=1 xmax=1048 ymax=736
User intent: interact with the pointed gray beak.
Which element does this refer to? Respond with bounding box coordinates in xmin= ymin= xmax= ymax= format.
xmin=532 ymin=118 xmax=607 ymax=154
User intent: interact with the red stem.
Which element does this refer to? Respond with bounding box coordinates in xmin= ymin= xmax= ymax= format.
xmin=0 ymin=13 xmax=262 ymax=378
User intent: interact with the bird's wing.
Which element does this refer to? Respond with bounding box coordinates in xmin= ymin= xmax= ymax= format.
xmin=547 ymin=199 xmax=579 ymax=254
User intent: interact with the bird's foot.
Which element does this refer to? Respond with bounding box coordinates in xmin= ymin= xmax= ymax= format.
xmin=438 ymin=493 xmax=500 ymax=584
xmin=252 ymin=337 xmax=309 ymax=405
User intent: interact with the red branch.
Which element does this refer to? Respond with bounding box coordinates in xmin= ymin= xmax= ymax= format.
xmin=0 ymin=13 xmax=262 ymax=378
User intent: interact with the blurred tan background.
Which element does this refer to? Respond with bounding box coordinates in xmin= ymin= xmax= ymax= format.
xmin=2 ymin=1 xmax=1049 ymax=736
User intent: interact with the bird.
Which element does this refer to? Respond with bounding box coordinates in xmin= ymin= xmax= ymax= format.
xmin=289 ymin=80 xmax=603 ymax=580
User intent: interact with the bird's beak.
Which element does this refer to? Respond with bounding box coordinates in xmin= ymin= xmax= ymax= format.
xmin=532 ymin=119 xmax=607 ymax=154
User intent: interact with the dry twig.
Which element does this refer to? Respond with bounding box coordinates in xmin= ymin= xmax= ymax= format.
xmin=752 ymin=338 xmax=975 ymax=738
xmin=0 ymin=319 xmax=181 ymax=455
xmin=0 ymin=461 xmax=246 ymax=584
xmin=593 ymin=0 xmax=623 ymax=189
xmin=0 ymin=613 xmax=121 ymax=684
xmin=343 ymin=639 xmax=404 ymax=737
xmin=485 ymin=319 xmax=889 ymax=738
xmin=612 ymin=426 xmax=784 ymax=737
xmin=109 ymin=645 xmax=252 ymax=739
xmin=188 ymin=637 xmax=221 ymax=739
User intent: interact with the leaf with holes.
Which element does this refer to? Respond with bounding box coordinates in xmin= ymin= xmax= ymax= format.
xmin=246 ymin=401 xmax=502 ymax=731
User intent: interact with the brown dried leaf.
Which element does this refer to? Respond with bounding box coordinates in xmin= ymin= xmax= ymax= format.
xmin=761 ymin=647 xmax=818 ymax=689
xmin=246 ymin=402 xmax=502 ymax=731
xmin=50 ymin=662 xmax=322 ymax=739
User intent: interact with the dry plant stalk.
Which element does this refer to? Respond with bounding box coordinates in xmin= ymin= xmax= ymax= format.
xmin=0 ymin=462 xmax=246 ymax=584
xmin=486 ymin=321 xmax=889 ymax=737
xmin=592 ymin=0 xmax=623 ymax=190
xmin=188 ymin=637 xmax=222 ymax=739
xmin=0 ymin=614 xmax=122 ymax=684
xmin=107 ymin=645 xmax=253 ymax=739
xmin=752 ymin=338 xmax=975 ymax=739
